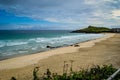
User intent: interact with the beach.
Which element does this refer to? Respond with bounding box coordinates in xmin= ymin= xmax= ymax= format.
xmin=0 ymin=33 xmax=120 ymax=80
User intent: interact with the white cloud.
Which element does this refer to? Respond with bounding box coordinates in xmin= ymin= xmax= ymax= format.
xmin=112 ymin=10 xmax=120 ymax=17
xmin=0 ymin=0 xmax=120 ymax=29
xmin=45 ymin=17 xmax=81 ymax=24
xmin=16 ymin=25 xmax=34 ymax=29
xmin=84 ymin=0 xmax=97 ymax=5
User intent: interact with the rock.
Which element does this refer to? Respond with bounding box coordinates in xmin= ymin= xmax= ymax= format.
xmin=74 ymin=44 xmax=80 ymax=47
xmin=46 ymin=46 xmax=51 ymax=48
xmin=46 ymin=46 xmax=54 ymax=48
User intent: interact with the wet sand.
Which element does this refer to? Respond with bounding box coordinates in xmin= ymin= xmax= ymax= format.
xmin=0 ymin=33 xmax=120 ymax=80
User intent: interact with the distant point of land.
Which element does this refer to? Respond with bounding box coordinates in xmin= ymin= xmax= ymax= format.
xmin=72 ymin=25 xmax=120 ymax=33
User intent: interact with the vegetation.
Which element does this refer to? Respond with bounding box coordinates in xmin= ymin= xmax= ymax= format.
xmin=10 ymin=61 xmax=120 ymax=80
xmin=72 ymin=25 xmax=111 ymax=33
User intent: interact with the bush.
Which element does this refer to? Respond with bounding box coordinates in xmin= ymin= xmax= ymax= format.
xmin=11 ymin=63 xmax=120 ymax=80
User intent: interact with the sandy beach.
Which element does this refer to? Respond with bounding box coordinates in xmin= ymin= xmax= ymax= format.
xmin=0 ymin=33 xmax=120 ymax=80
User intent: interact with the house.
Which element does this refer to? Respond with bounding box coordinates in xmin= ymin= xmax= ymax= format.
xmin=111 ymin=28 xmax=120 ymax=33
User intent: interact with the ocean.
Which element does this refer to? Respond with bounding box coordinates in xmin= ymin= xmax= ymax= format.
xmin=0 ymin=30 xmax=104 ymax=60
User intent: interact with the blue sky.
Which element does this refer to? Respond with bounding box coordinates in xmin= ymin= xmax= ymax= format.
xmin=0 ymin=0 xmax=120 ymax=30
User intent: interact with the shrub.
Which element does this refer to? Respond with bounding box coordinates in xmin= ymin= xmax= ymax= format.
xmin=10 ymin=63 xmax=120 ymax=80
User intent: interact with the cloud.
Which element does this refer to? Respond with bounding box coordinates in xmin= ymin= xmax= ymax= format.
xmin=0 ymin=0 xmax=120 ymax=29
xmin=112 ymin=10 xmax=120 ymax=17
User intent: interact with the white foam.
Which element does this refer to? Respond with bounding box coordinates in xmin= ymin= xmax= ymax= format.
xmin=0 ymin=41 xmax=6 ymax=47
xmin=33 ymin=34 xmax=104 ymax=46
xmin=18 ymin=51 xmax=28 ymax=53
xmin=0 ymin=33 xmax=104 ymax=58
xmin=6 ymin=41 xmax=28 ymax=46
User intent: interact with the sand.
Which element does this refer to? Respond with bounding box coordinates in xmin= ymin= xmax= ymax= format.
xmin=0 ymin=33 xmax=120 ymax=80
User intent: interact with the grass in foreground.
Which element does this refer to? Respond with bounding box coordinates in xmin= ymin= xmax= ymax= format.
xmin=10 ymin=61 xmax=120 ymax=80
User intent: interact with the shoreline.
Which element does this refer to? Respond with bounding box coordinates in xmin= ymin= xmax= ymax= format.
xmin=0 ymin=33 xmax=115 ymax=70
xmin=0 ymin=33 xmax=104 ymax=61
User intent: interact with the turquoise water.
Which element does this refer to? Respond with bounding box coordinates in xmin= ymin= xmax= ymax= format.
xmin=0 ymin=30 xmax=104 ymax=60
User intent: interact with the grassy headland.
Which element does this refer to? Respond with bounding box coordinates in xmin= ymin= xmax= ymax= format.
xmin=72 ymin=25 xmax=111 ymax=33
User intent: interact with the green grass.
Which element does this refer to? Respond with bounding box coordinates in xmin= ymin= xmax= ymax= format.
xmin=72 ymin=25 xmax=111 ymax=33
xmin=10 ymin=62 xmax=120 ymax=80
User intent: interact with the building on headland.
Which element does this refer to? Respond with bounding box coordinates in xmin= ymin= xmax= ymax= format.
xmin=111 ymin=28 xmax=120 ymax=33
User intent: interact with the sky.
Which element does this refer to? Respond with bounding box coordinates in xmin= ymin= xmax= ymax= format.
xmin=0 ymin=0 xmax=120 ymax=30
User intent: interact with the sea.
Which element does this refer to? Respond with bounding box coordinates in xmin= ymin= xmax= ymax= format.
xmin=0 ymin=30 xmax=104 ymax=60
